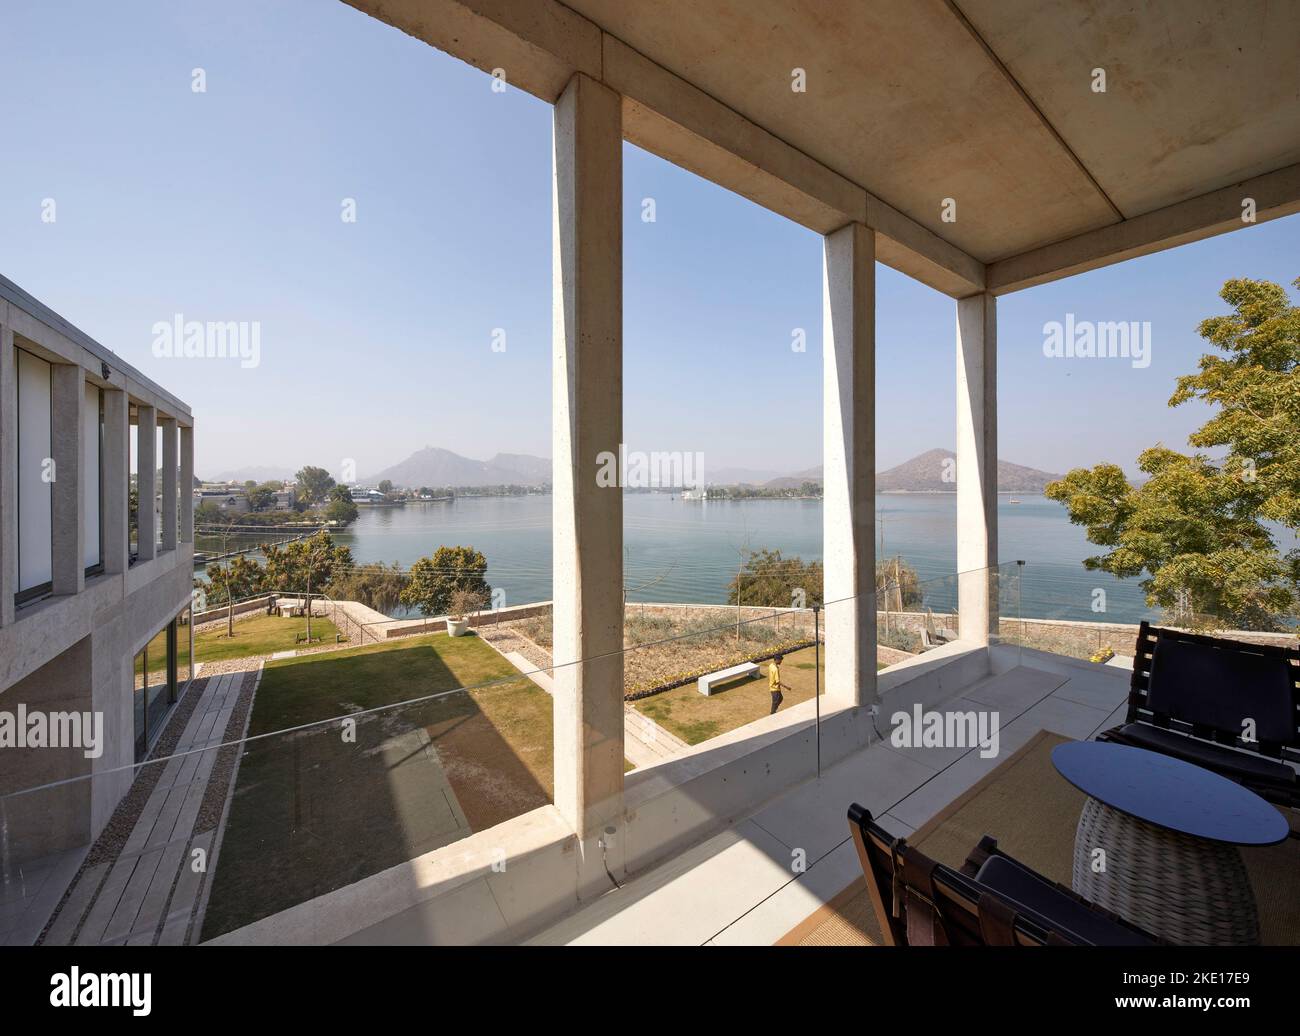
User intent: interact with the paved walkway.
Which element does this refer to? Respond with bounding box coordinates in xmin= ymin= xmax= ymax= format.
xmin=529 ymin=653 xmax=1131 ymax=944
xmin=42 ymin=669 xmax=255 ymax=946
xmin=623 ymin=705 xmax=691 ymax=768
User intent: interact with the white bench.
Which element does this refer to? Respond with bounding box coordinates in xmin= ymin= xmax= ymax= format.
xmin=697 ymin=661 xmax=760 ymax=696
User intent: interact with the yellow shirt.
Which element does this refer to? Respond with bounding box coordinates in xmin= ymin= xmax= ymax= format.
xmin=768 ymin=662 xmax=781 ymax=691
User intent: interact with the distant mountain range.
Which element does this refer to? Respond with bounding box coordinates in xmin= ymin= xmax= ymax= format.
xmin=874 ymin=448 xmax=1060 ymax=493
xmin=215 ymin=446 xmax=1059 ymax=493
xmin=764 ymin=466 xmax=825 ymax=489
xmin=209 ymin=464 xmax=296 ymax=484
xmin=367 ymin=447 xmax=552 ymax=488
xmin=759 ymin=450 xmax=1058 ymax=492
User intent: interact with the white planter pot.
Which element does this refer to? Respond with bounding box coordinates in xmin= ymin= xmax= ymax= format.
xmin=446 ymin=617 xmax=470 ymax=637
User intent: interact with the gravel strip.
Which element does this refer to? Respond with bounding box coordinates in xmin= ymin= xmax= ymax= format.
xmin=195 ymin=669 xmax=258 ymax=835
xmin=477 ymin=626 xmax=553 ymax=674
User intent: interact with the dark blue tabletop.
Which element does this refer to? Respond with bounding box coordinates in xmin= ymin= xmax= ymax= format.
xmin=1052 ymin=741 xmax=1289 ymax=846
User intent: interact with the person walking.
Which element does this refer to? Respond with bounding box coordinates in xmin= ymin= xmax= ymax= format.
xmin=768 ymin=653 xmax=789 ymax=715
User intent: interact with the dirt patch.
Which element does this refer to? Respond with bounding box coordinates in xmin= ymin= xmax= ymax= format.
xmin=507 ymin=604 xmax=821 ymax=694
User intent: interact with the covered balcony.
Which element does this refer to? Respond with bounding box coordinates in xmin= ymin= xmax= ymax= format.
xmin=5 ymin=0 xmax=1299 ymax=947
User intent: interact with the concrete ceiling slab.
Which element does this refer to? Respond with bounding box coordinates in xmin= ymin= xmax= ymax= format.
xmin=348 ymin=0 xmax=1300 ymax=292
xmin=565 ymin=0 xmax=1119 ymax=261
xmin=960 ymin=0 xmax=1300 ymax=219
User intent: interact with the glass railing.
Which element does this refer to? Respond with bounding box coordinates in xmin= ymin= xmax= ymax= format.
xmin=0 ymin=625 xmax=556 ymax=947
xmin=1003 ymin=570 xmax=1297 ymax=664
xmin=0 ymin=560 xmax=1047 ymax=947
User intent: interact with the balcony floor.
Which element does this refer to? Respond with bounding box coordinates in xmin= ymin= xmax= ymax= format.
xmin=529 ymin=649 xmax=1131 ymax=945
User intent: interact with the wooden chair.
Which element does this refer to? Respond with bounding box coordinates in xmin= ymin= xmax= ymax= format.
xmin=847 ymin=805 xmax=1158 ymax=946
xmin=1098 ymin=621 xmax=1300 ymax=811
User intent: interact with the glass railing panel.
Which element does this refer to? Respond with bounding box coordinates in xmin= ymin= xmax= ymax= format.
xmin=621 ymin=598 xmax=823 ymax=759
xmin=2 ymin=619 xmax=557 ymax=945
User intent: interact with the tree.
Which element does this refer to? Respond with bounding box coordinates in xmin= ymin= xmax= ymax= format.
xmin=196 ymin=554 xmax=268 ymax=606
xmin=246 ymin=485 xmax=276 ymax=512
xmin=399 ymin=546 xmax=491 ymax=616
xmin=194 ymin=501 xmax=224 ymax=525
xmin=331 ymin=561 xmax=407 ymax=614
xmin=262 ymin=530 xmax=353 ymax=594
xmin=876 ymin=556 xmax=922 ymax=609
xmin=1046 ymin=276 xmax=1300 ymax=629
xmin=325 ymin=483 xmax=358 ymax=525
xmin=726 ymin=548 xmax=823 ymax=607
xmin=378 ymin=479 xmax=394 ymax=495
xmin=295 ymin=465 xmax=335 ymax=505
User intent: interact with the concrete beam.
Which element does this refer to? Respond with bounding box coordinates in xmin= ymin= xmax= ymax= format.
xmin=344 ymin=0 xmax=600 ymax=99
xmin=179 ymin=424 xmax=194 ymax=544
xmin=0 ymin=320 xmax=14 ymax=625
xmin=103 ymin=390 xmax=129 ymax=575
xmin=822 ymin=223 xmax=876 ymax=707
xmin=0 ymin=273 xmax=192 ymax=421
xmin=136 ymin=405 xmax=156 ymax=563
xmin=987 ymin=162 xmax=1300 ymax=295
xmin=605 ymin=36 xmax=865 ymax=233
xmin=956 ymin=294 xmax=997 ymax=643
xmin=551 ymin=73 xmax=625 ymax=840
xmin=50 ymin=364 xmax=86 ymax=595
xmin=160 ymin=417 xmax=178 ymax=552
xmin=345 ymin=0 xmax=985 ymax=298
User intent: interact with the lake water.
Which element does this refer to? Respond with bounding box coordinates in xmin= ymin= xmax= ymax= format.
xmin=307 ymin=493 xmax=1160 ymax=623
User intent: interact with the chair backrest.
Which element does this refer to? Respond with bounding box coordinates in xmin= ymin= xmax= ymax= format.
xmin=1128 ymin=621 xmax=1300 ymax=755
xmin=847 ymin=804 xmax=1067 ymax=946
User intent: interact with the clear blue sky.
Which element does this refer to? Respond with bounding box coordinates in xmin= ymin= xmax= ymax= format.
xmin=2 ymin=0 xmax=1295 ymax=482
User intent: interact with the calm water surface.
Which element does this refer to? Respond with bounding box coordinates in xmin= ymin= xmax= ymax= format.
xmin=306 ymin=493 xmax=1159 ymax=622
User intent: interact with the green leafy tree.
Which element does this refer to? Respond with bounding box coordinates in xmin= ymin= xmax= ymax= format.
xmin=331 ymin=561 xmax=407 ymax=614
xmin=1046 ymin=276 xmax=1300 ymax=629
xmin=727 ymin=548 xmax=823 ymax=607
xmin=262 ymin=530 xmax=353 ymax=594
xmin=325 ymin=483 xmax=359 ymax=525
xmin=378 ymin=479 xmax=394 ymax=495
xmin=295 ymin=465 xmax=335 ymax=505
xmin=246 ymin=485 xmax=276 ymax=512
xmin=399 ymin=546 xmax=491 ymax=616
xmin=197 ymin=554 xmax=268 ymax=605
xmin=194 ymin=501 xmax=224 ymax=525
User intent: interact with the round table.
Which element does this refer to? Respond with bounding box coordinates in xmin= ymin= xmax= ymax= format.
xmin=1051 ymin=740 xmax=1289 ymax=945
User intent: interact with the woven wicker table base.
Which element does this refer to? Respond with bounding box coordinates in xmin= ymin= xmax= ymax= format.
xmin=1071 ymin=795 xmax=1260 ymax=945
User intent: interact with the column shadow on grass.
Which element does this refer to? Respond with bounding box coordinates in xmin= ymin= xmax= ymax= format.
xmin=200 ymin=640 xmax=551 ymax=940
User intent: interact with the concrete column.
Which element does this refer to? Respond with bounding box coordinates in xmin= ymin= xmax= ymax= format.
xmin=822 ymin=223 xmax=876 ymax=706
xmin=160 ymin=417 xmax=177 ymax=551
xmin=551 ymin=72 xmax=624 ymax=840
xmin=136 ymin=404 xmax=156 ymax=562
xmin=51 ymin=364 xmax=85 ymax=595
xmin=179 ymin=424 xmax=194 ymax=544
xmin=0 ymin=322 xmax=14 ymax=625
xmin=956 ymin=293 xmax=998 ymax=643
xmin=102 ymin=389 xmax=129 ymax=574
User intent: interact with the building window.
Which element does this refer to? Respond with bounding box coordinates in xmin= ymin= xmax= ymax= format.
xmin=128 ymin=411 xmax=138 ymax=564
xmin=84 ymin=383 xmax=104 ymax=574
xmin=132 ymin=606 xmax=193 ymax=761
xmin=178 ymin=602 xmax=193 ymax=686
xmin=15 ymin=347 xmax=53 ymax=605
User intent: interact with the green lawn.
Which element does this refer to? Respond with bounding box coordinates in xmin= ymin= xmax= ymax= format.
xmin=632 ymin=644 xmax=828 ymax=745
xmin=193 ymin=613 xmax=342 ymax=663
xmin=200 ymin=632 xmax=554 ymax=940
